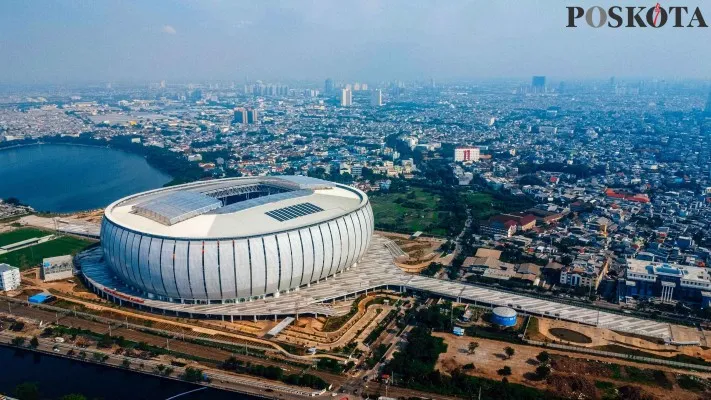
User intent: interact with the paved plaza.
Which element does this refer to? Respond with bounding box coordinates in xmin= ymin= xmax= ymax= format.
xmin=80 ymin=234 xmax=676 ymax=339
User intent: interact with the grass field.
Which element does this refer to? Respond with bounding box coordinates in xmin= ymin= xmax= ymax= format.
xmin=370 ymin=187 xmax=532 ymax=237
xmin=0 ymin=235 xmax=93 ymax=269
xmin=0 ymin=227 xmax=50 ymax=247
xmin=370 ymin=188 xmax=449 ymax=236
xmin=463 ymin=192 xmax=529 ymax=221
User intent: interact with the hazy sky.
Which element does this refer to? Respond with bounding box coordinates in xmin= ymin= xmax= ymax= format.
xmin=1 ymin=0 xmax=710 ymax=84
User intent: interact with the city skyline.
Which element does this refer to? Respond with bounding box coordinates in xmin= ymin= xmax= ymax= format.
xmin=2 ymin=0 xmax=711 ymax=84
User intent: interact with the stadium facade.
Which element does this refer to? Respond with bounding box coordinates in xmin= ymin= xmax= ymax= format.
xmin=99 ymin=176 xmax=373 ymax=304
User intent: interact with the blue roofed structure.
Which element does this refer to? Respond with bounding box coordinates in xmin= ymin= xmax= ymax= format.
xmin=28 ymin=293 xmax=54 ymax=304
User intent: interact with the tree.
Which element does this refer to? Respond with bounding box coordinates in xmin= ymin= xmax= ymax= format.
xmin=164 ymin=367 xmax=174 ymax=376
xmin=618 ymin=385 xmax=654 ymax=400
xmin=4 ymin=197 xmax=23 ymax=206
xmin=97 ymin=334 xmax=113 ymax=348
xmin=12 ymin=336 xmax=26 ymax=346
xmin=535 ymin=351 xmax=550 ymax=364
xmin=468 ymin=341 xmax=480 ymax=355
xmin=183 ymin=367 xmax=204 ymax=382
xmin=155 ymin=364 xmax=166 ymax=373
xmin=504 ymin=346 xmax=515 ymax=359
xmin=497 ymin=366 xmax=512 ymax=376
xmin=221 ymin=356 xmax=243 ymax=371
xmin=29 ymin=337 xmax=39 ymax=348
xmin=535 ymin=365 xmax=551 ymax=380
xmin=115 ymin=336 xmax=127 ymax=348
xmin=14 ymin=382 xmax=40 ymax=400
xmin=122 ymin=358 xmax=131 ymax=369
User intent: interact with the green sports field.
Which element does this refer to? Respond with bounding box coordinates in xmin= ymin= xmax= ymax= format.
xmin=0 ymin=229 xmax=93 ymax=270
xmin=0 ymin=227 xmax=50 ymax=248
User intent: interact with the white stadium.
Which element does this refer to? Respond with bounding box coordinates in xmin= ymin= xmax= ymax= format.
xmin=99 ymin=176 xmax=373 ymax=304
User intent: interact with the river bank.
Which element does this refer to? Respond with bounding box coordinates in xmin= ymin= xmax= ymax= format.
xmin=0 ymin=338 xmax=277 ymax=400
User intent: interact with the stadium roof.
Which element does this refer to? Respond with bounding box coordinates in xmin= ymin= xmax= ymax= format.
xmin=133 ymin=191 xmax=222 ymax=225
xmin=105 ymin=176 xmax=366 ymax=239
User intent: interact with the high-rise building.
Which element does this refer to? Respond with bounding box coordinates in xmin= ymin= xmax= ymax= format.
xmin=247 ymin=108 xmax=258 ymax=124
xmin=324 ymin=78 xmax=333 ymax=94
xmin=233 ymin=108 xmax=258 ymax=124
xmin=371 ymin=89 xmax=383 ymax=107
xmin=454 ymin=147 xmax=480 ymax=163
xmin=189 ymin=89 xmax=203 ymax=102
xmin=341 ymin=88 xmax=352 ymax=107
xmin=275 ymin=85 xmax=289 ymax=96
xmin=233 ymin=107 xmax=248 ymax=124
xmin=705 ymin=91 xmax=711 ymax=116
xmin=532 ymin=76 xmax=546 ymax=93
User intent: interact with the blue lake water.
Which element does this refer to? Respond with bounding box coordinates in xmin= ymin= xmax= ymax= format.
xmin=0 ymin=144 xmax=172 ymax=213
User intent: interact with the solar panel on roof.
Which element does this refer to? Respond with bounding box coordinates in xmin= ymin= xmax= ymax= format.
xmin=265 ymin=202 xmax=324 ymax=222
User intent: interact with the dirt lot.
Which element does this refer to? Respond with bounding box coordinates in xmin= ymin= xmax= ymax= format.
xmin=531 ymin=317 xmax=711 ymax=362
xmin=434 ymin=332 xmax=710 ymax=400
xmin=378 ymin=231 xmax=451 ymax=272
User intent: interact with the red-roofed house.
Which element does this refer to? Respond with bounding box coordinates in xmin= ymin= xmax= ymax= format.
xmin=480 ymin=213 xmax=537 ymax=237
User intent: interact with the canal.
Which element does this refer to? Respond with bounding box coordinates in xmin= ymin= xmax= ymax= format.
xmin=0 ymin=346 xmax=258 ymax=400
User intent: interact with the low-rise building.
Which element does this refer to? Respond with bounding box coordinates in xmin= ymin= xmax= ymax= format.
xmin=620 ymin=259 xmax=711 ymax=307
xmin=0 ymin=263 xmax=21 ymax=291
xmin=560 ymin=257 xmax=609 ymax=290
xmin=480 ymin=219 xmax=517 ymax=237
xmin=480 ymin=213 xmax=536 ymax=238
xmin=454 ymin=147 xmax=480 ymax=163
xmin=41 ymin=255 xmax=74 ymax=282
